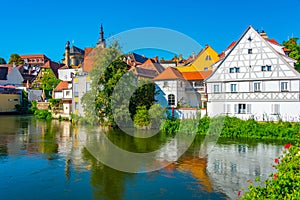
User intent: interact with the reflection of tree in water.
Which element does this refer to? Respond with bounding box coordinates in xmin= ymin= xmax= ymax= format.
xmin=38 ymin=121 xmax=59 ymax=155
xmin=82 ymin=147 xmax=133 ymax=200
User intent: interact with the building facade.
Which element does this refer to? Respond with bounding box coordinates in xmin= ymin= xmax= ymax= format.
xmin=206 ymin=26 xmax=300 ymax=122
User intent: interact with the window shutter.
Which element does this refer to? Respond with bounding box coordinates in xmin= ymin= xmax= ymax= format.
xmin=246 ymin=104 xmax=252 ymax=114
xmin=227 ymin=104 xmax=231 ymax=114
xmin=234 ymin=104 xmax=238 ymax=114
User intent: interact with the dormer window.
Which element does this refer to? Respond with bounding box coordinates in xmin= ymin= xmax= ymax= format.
xmin=205 ymin=55 xmax=212 ymax=61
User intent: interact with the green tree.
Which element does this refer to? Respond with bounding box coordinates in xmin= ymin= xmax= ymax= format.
xmin=8 ymin=53 xmax=24 ymax=64
xmin=282 ymin=38 xmax=300 ymax=71
xmin=134 ymin=105 xmax=151 ymax=127
xmin=129 ymin=78 xmax=156 ymax=118
xmin=0 ymin=57 xmax=6 ymax=64
xmin=81 ymin=42 xmax=127 ymax=126
xmin=39 ymin=69 xmax=60 ymax=98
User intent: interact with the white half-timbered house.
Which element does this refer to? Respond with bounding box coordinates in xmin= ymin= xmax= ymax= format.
xmin=206 ymin=26 xmax=300 ymax=122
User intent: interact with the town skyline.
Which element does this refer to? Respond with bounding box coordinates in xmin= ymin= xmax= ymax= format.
xmin=1 ymin=0 xmax=299 ymax=62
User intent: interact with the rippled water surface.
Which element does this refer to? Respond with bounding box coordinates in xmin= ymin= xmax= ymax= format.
xmin=0 ymin=116 xmax=285 ymax=199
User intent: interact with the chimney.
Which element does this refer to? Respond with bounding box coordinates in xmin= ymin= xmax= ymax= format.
xmin=260 ymin=30 xmax=268 ymax=39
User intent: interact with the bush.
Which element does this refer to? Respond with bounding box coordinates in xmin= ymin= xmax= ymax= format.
xmin=241 ymin=143 xmax=300 ymax=199
xmin=34 ymin=109 xmax=52 ymax=120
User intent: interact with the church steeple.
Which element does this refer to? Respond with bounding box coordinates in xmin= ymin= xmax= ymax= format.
xmin=97 ymin=24 xmax=106 ymax=48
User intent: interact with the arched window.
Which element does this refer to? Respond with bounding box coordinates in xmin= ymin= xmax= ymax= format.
xmin=168 ymin=94 xmax=175 ymax=106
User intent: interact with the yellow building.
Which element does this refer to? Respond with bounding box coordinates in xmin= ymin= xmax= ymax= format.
xmin=177 ymin=45 xmax=219 ymax=72
xmin=0 ymin=86 xmax=21 ymax=113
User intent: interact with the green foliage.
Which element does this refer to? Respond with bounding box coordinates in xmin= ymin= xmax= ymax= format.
xmin=241 ymin=143 xmax=300 ymax=199
xmin=34 ymin=109 xmax=52 ymax=120
xmin=148 ymin=103 xmax=167 ymax=129
xmin=15 ymin=90 xmax=31 ymax=114
xmin=129 ymin=79 xmax=156 ymax=118
xmin=282 ymin=38 xmax=300 ymax=71
xmin=48 ymin=98 xmax=62 ymax=111
xmin=39 ymin=68 xmax=60 ymax=94
xmin=134 ymin=106 xmax=151 ymax=128
xmin=163 ymin=115 xmax=300 ymax=141
xmin=82 ymin=42 xmax=126 ymax=126
xmin=8 ymin=53 xmax=23 ymax=64
xmin=0 ymin=57 xmax=6 ymax=64
xmin=161 ymin=118 xmax=180 ymax=135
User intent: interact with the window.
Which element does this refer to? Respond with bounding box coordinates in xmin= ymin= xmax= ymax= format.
xmin=272 ymin=104 xmax=280 ymax=114
xmin=261 ymin=66 xmax=266 ymax=71
xmin=163 ymin=81 xmax=168 ymax=87
xmin=262 ymin=65 xmax=271 ymax=71
xmin=248 ymin=49 xmax=252 ymax=54
xmin=281 ymin=82 xmax=289 ymax=91
xmin=267 ymin=65 xmax=272 ymax=71
xmin=254 ymin=82 xmax=261 ymax=92
xmin=213 ymin=84 xmax=220 ymax=93
xmin=74 ymin=83 xmax=78 ymax=97
xmin=75 ymin=102 xmax=79 ymax=110
xmin=66 ymin=91 xmax=70 ymax=96
xmin=235 ymin=104 xmax=246 ymax=114
xmin=230 ymin=67 xmax=240 ymax=73
xmin=86 ymin=82 xmax=91 ymax=91
xmin=205 ymin=55 xmax=212 ymax=61
xmin=168 ymin=94 xmax=175 ymax=106
xmin=180 ymin=81 xmax=183 ymax=88
xmin=204 ymin=67 xmax=208 ymax=71
xmin=230 ymin=84 xmax=237 ymax=93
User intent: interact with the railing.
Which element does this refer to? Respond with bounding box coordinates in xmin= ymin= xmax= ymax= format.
xmin=208 ymin=91 xmax=300 ymax=102
xmin=185 ymin=86 xmax=205 ymax=93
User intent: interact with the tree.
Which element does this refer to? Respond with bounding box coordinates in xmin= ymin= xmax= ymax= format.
xmin=81 ymin=42 xmax=127 ymax=126
xmin=129 ymin=78 xmax=156 ymax=119
xmin=8 ymin=53 xmax=23 ymax=64
xmin=282 ymin=38 xmax=300 ymax=71
xmin=0 ymin=57 xmax=6 ymax=64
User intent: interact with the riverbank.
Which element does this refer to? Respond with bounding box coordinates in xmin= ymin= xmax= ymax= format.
xmin=162 ymin=116 xmax=300 ymax=141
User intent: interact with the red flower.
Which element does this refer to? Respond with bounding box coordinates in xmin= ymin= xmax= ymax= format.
xmin=284 ymin=143 xmax=291 ymax=149
xmin=238 ymin=190 xmax=241 ymax=196
xmin=273 ymin=173 xmax=278 ymax=180
xmin=274 ymin=157 xmax=279 ymax=164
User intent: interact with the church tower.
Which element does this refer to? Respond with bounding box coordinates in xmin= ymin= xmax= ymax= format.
xmin=65 ymin=41 xmax=70 ymax=66
xmin=97 ymin=24 xmax=106 ymax=48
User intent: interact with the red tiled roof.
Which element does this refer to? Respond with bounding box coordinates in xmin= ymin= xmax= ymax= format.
xmin=268 ymin=38 xmax=280 ymax=45
xmin=138 ymin=58 xmax=164 ymax=73
xmin=54 ymin=81 xmax=68 ymax=91
xmin=181 ymin=72 xmax=204 ymax=80
xmin=41 ymin=60 xmax=61 ymax=78
xmin=84 ymin=48 xmax=94 ymax=58
xmin=153 ymin=67 xmax=184 ymax=81
xmin=199 ymin=70 xmax=213 ymax=80
xmin=181 ymin=70 xmax=213 ymax=81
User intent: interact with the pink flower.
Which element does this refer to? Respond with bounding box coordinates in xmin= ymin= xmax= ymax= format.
xmin=273 ymin=173 xmax=278 ymax=180
xmin=284 ymin=143 xmax=291 ymax=149
xmin=274 ymin=157 xmax=279 ymax=164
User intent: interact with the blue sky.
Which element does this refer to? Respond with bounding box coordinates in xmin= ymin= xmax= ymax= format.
xmin=1 ymin=0 xmax=299 ymax=62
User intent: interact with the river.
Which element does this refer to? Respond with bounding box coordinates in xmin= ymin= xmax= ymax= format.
xmin=0 ymin=116 xmax=285 ymax=199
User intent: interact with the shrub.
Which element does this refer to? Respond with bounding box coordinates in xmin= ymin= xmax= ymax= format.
xmin=241 ymin=143 xmax=300 ymax=199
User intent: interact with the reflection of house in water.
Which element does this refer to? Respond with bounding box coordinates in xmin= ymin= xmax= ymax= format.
xmin=206 ymin=143 xmax=281 ymax=199
xmin=156 ymin=138 xmax=213 ymax=192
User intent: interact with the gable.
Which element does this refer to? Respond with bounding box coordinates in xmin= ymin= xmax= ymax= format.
xmin=206 ymin=26 xmax=300 ymax=82
xmin=7 ymin=67 xmax=24 ymax=84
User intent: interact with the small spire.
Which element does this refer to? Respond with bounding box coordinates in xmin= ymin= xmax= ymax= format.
xmin=97 ymin=23 xmax=106 ymax=48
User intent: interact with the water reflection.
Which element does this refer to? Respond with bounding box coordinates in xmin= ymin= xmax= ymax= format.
xmin=0 ymin=116 xmax=284 ymax=200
